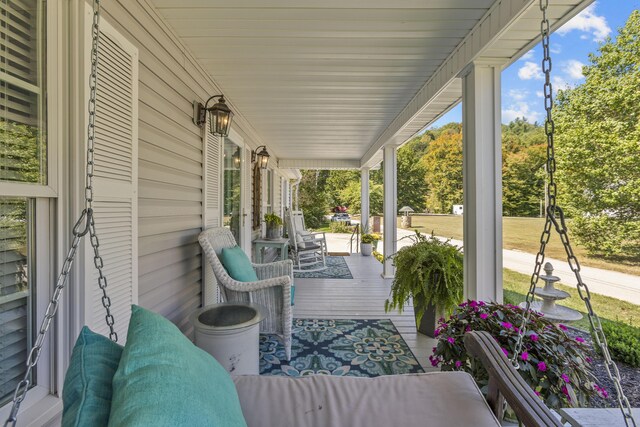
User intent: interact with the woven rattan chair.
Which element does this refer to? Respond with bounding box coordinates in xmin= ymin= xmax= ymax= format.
xmin=198 ymin=227 xmax=292 ymax=360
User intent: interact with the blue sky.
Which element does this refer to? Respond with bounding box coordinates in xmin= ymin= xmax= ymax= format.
xmin=429 ymin=1 xmax=639 ymax=128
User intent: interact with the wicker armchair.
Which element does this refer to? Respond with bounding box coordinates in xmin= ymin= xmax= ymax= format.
xmin=198 ymin=227 xmax=293 ymax=360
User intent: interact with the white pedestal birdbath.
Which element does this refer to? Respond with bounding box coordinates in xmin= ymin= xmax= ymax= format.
xmin=519 ymin=262 xmax=583 ymax=323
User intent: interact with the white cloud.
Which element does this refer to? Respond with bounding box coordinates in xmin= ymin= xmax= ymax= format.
xmin=508 ymin=89 xmax=529 ymax=101
xmin=552 ymin=75 xmax=572 ymax=94
xmin=557 ymin=3 xmax=611 ymax=42
xmin=518 ymin=61 xmax=543 ymax=80
xmin=562 ymin=59 xmax=586 ymax=80
xmin=535 ymin=90 xmax=544 ymax=98
xmin=519 ymin=49 xmax=535 ymax=61
xmin=550 ymin=46 xmax=562 ymax=55
xmin=502 ymin=101 xmax=542 ymax=124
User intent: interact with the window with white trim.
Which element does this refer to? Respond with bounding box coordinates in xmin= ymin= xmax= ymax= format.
xmin=0 ymin=0 xmax=48 ymax=406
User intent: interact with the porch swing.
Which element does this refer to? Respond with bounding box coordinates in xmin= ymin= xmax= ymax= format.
xmin=3 ymin=0 xmax=637 ymax=426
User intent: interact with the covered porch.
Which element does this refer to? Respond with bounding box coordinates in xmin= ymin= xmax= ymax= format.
xmin=0 ymin=0 xmax=606 ymax=425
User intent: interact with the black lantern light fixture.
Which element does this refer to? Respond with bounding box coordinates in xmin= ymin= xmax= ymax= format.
xmin=251 ymin=145 xmax=270 ymax=170
xmin=193 ymin=94 xmax=234 ymax=137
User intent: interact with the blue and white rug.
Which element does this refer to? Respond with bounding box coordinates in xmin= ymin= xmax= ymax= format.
xmin=294 ymin=256 xmax=353 ymax=279
xmin=260 ymin=319 xmax=424 ymax=377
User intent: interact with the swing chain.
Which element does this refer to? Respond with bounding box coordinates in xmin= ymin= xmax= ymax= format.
xmin=512 ymin=1 xmax=635 ymax=425
xmin=84 ymin=0 xmax=117 ymax=343
xmin=3 ymin=1 xmax=116 ymax=425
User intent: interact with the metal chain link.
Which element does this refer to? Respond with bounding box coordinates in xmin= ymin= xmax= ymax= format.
xmin=511 ymin=1 xmax=635 ymax=425
xmin=3 ymin=1 xmax=117 ymax=425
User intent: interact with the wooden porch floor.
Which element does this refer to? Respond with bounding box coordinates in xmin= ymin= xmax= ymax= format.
xmin=293 ymin=255 xmax=438 ymax=372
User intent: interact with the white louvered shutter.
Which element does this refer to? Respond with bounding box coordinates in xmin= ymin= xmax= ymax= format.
xmin=83 ymin=9 xmax=138 ymax=341
xmin=202 ymin=127 xmax=222 ymax=305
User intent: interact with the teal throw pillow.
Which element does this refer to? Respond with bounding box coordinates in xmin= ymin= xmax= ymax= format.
xmin=220 ymin=246 xmax=258 ymax=282
xmin=108 ymin=305 xmax=247 ymax=427
xmin=62 ymin=326 xmax=123 ymax=427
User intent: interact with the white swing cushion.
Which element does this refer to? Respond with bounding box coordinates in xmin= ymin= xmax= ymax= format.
xmin=233 ymin=371 xmax=501 ymax=427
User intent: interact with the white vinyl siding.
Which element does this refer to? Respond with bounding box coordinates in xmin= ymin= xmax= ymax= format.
xmin=99 ymin=1 xmax=221 ymax=333
xmin=83 ymin=9 xmax=138 ymax=341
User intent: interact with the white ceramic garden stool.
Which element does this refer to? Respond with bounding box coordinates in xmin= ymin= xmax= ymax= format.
xmin=190 ymin=303 xmax=265 ymax=375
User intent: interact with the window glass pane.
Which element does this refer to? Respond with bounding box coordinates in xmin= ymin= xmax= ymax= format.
xmin=0 ymin=0 xmax=47 ymax=184
xmin=0 ymin=197 xmax=33 ymax=405
xmin=223 ymin=140 xmax=242 ymax=243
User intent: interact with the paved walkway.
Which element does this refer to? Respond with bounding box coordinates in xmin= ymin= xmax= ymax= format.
xmin=323 ymin=229 xmax=640 ymax=306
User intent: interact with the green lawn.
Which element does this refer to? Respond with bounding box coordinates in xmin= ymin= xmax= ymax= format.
xmin=503 ymin=268 xmax=640 ymax=331
xmin=402 ymin=215 xmax=640 ymax=276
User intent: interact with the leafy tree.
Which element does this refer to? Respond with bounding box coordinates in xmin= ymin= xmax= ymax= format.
xmin=339 ymin=180 xmax=383 ymax=215
xmin=501 ymin=120 xmax=547 ymax=217
xmin=297 ymin=170 xmax=329 ymax=228
xmin=554 ymin=11 xmax=640 ymax=259
xmin=324 ymin=170 xmax=360 ymax=208
xmin=422 ymin=131 xmax=463 ymax=213
xmin=397 ymin=139 xmax=429 ymax=212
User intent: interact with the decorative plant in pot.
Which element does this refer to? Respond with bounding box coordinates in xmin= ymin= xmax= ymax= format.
xmin=431 ymin=301 xmax=604 ymax=410
xmin=360 ymin=233 xmax=380 ymax=256
xmin=384 ymin=231 xmax=463 ymax=337
xmin=264 ymin=213 xmax=283 ymax=240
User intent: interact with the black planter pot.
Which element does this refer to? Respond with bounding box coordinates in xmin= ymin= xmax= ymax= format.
xmin=415 ymin=304 xmax=441 ymax=338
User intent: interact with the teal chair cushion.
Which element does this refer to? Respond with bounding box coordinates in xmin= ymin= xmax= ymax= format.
xmin=108 ymin=305 xmax=247 ymax=427
xmin=220 ymin=246 xmax=259 ymax=282
xmin=291 ymin=285 xmax=295 ymax=306
xmin=62 ymin=326 xmax=123 ymax=427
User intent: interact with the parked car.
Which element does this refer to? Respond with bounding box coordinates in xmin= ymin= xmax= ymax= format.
xmin=331 ymin=212 xmax=351 ymax=225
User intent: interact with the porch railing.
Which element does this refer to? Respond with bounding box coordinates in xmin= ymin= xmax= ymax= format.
xmin=349 ymin=223 xmax=360 ymax=254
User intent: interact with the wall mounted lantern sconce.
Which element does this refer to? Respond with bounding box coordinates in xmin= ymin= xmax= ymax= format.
xmin=251 ymin=145 xmax=270 ymax=169
xmin=193 ymin=94 xmax=233 ymax=137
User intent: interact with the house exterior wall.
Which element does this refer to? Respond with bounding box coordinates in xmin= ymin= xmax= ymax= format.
xmin=99 ymin=1 xmax=262 ymax=334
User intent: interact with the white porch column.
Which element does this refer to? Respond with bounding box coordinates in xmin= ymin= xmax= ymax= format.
xmin=382 ymin=146 xmax=397 ymax=278
xmin=360 ymin=167 xmax=370 ymax=233
xmin=461 ymin=61 xmax=503 ymax=303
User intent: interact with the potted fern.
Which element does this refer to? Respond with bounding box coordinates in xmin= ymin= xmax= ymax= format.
xmin=360 ymin=233 xmax=380 ymax=256
xmin=385 ymin=231 xmax=463 ymax=337
xmin=264 ymin=213 xmax=283 ymax=240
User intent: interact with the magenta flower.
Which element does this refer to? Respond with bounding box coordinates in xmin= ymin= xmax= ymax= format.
xmin=561 ymin=374 xmax=571 ymax=383
xmin=455 ymin=360 xmax=462 ymax=368
xmin=561 ymin=385 xmax=571 ymax=401
xmin=469 ymin=301 xmax=478 ymax=309
xmin=575 ymin=336 xmax=585 ymax=343
xmin=530 ymin=333 xmax=539 ymax=342
xmin=501 ymin=348 xmax=509 ymax=358
xmin=501 ymin=321 xmax=513 ymax=329
xmin=537 ymin=361 xmax=547 ymax=371
xmin=521 ymin=351 xmax=529 ymax=361
xmin=432 ymin=346 xmax=437 ymax=353
xmin=465 ymin=325 xmax=472 ymax=332
xmin=434 ymin=329 xmax=440 ymax=337
xmin=558 ymin=324 xmax=568 ymax=331
xmin=534 ymin=390 xmax=541 ymax=397
xmin=479 ymin=313 xmax=488 ymax=320
xmin=586 ymin=357 xmax=593 ymax=363
xmin=447 ymin=337 xmax=455 ymax=345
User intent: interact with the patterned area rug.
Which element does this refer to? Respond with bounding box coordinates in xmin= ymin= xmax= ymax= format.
xmin=293 ymin=256 xmax=353 ymax=279
xmin=260 ymin=319 xmax=424 ymax=377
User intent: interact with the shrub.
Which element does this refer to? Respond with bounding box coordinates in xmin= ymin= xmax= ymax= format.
xmin=431 ymin=301 xmax=604 ymax=409
xmin=329 ymin=221 xmax=353 ymax=233
xmin=372 ymin=250 xmax=384 ymax=263
xmin=596 ymin=321 xmax=640 ymax=368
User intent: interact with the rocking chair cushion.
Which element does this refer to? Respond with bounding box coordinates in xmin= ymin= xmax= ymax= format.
xmin=220 ymin=246 xmax=259 ymax=282
xmin=62 ymin=326 xmax=123 ymax=427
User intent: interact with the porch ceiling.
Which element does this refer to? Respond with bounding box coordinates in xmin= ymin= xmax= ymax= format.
xmin=149 ymin=0 xmax=591 ymax=167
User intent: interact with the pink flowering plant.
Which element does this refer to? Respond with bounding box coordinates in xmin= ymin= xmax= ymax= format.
xmin=430 ymin=300 xmax=605 ymax=408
